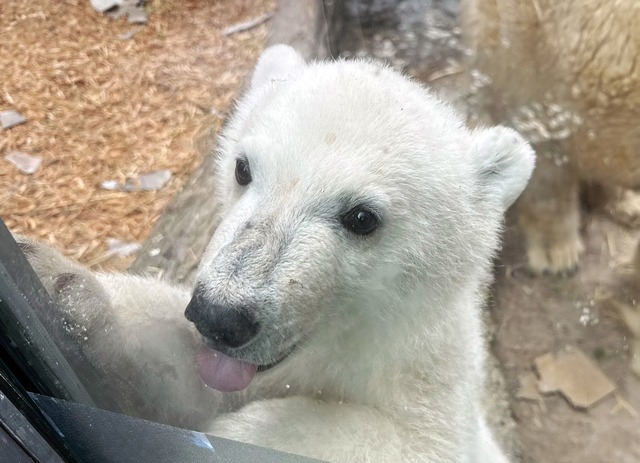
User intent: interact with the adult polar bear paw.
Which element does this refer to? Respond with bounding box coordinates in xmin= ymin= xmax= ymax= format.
xmin=18 ymin=45 xmax=532 ymax=462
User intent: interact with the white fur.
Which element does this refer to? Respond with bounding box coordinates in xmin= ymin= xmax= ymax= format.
xmin=21 ymin=46 xmax=534 ymax=462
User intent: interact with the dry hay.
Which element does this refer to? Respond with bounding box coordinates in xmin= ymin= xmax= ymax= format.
xmin=0 ymin=0 xmax=275 ymax=270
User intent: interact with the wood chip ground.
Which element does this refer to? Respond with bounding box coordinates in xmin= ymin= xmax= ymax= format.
xmin=1 ymin=0 xmax=274 ymax=270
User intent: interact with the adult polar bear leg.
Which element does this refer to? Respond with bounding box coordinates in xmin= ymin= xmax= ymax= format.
xmin=14 ymin=235 xmax=224 ymax=429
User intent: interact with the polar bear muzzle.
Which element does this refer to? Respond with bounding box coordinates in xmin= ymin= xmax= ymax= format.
xmin=184 ymin=289 xmax=260 ymax=349
xmin=185 ymin=287 xmax=298 ymax=392
xmin=184 ymin=291 xmax=261 ymax=392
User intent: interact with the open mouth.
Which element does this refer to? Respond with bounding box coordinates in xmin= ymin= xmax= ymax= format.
xmin=196 ymin=339 xmax=296 ymax=392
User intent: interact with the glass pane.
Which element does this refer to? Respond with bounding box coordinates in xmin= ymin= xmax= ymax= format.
xmin=1 ymin=1 xmax=638 ymax=462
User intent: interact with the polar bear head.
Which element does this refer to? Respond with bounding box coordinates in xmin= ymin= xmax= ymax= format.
xmin=184 ymin=45 xmax=534 ymax=392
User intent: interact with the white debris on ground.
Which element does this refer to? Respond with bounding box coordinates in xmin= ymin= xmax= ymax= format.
xmin=5 ymin=151 xmax=42 ymax=174
xmin=222 ymin=13 xmax=273 ymax=36
xmin=106 ymin=238 xmax=142 ymax=258
xmin=100 ymin=169 xmax=172 ymax=192
xmin=1 ymin=110 xmax=27 ymax=129
xmin=89 ymin=0 xmax=148 ymax=24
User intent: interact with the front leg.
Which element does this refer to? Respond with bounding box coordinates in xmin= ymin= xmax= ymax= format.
xmin=14 ymin=235 xmax=224 ymax=429
xmin=207 ymin=397 xmax=409 ymax=463
xmin=517 ymin=145 xmax=584 ymax=275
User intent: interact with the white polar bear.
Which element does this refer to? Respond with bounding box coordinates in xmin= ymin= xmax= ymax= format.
xmin=18 ymin=45 xmax=534 ymax=462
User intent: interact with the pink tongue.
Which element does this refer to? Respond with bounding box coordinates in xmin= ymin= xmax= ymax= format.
xmin=195 ymin=345 xmax=257 ymax=392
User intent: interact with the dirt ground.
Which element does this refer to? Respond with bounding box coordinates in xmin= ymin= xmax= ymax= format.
xmin=494 ymin=212 xmax=640 ymax=463
xmin=1 ymin=0 xmax=274 ymax=270
xmin=336 ymin=1 xmax=640 ymax=461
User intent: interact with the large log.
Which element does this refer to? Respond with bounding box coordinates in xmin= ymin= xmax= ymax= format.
xmin=130 ymin=0 xmax=330 ymax=285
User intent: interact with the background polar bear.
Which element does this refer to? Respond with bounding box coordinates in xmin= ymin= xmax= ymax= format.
xmin=17 ymin=45 xmax=534 ymax=462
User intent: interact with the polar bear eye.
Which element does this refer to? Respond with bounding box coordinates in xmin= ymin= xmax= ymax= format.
xmin=235 ymin=157 xmax=252 ymax=186
xmin=342 ymin=207 xmax=379 ymax=235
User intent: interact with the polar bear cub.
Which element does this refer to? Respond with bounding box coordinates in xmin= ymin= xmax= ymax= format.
xmin=19 ymin=45 xmax=534 ymax=462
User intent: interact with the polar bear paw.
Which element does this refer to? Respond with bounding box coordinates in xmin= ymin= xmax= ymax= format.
xmin=13 ymin=234 xmax=112 ymax=338
xmin=525 ymin=233 xmax=585 ymax=276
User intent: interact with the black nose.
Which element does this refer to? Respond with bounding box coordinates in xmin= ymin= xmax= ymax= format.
xmin=184 ymin=290 xmax=259 ymax=349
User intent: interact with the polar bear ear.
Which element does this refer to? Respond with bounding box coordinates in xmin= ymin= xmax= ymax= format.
xmin=472 ymin=126 xmax=535 ymax=210
xmin=250 ymin=45 xmax=306 ymax=89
